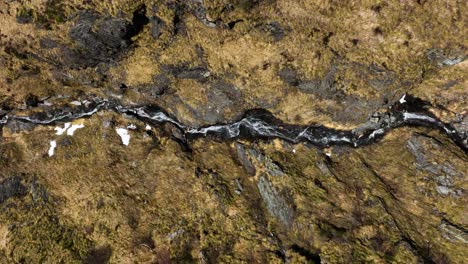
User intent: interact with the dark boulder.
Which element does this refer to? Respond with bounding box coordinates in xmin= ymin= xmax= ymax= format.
xmin=67 ymin=5 xmax=149 ymax=68
xmin=0 ymin=176 xmax=27 ymax=204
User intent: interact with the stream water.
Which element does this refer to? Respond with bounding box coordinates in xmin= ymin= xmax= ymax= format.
xmin=1 ymin=95 xmax=466 ymax=152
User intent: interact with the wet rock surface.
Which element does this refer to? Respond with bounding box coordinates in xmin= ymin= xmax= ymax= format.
xmin=0 ymin=0 xmax=467 ymax=263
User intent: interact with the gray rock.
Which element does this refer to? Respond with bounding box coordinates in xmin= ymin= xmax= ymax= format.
xmin=435 ymin=176 xmax=453 ymax=187
xmin=247 ymin=148 xmax=264 ymax=162
xmin=439 ymin=221 xmax=468 ymax=243
xmin=30 ymin=178 xmax=48 ymax=203
xmin=316 ymin=161 xmax=332 ymax=176
xmin=366 ymin=63 xmax=396 ymax=91
xmin=68 ymin=12 xmax=129 ymax=67
xmin=436 ymin=186 xmax=451 ymax=195
xmin=136 ymin=74 xmax=170 ymax=98
xmin=5 ymin=119 xmax=36 ymax=133
xmin=451 ymin=114 xmax=467 ymax=146
xmin=235 ymin=178 xmax=244 ymax=194
xmin=0 ymin=176 xmax=27 ymax=204
xmin=278 ymin=67 xmax=299 ymax=86
xmin=235 ymin=143 xmax=256 ymax=176
xmin=407 ymin=136 xmax=434 ymax=170
xmin=150 ymin=16 xmax=165 ymax=39
xmin=440 ymin=162 xmax=461 ymax=178
xmin=296 ymin=65 xmax=338 ymax=97
xmin=266 ymin=161 xmax=285 ymax=177
xmin=257 ymin=175 xmax=294 ymax=226
xmin=279 ymin=65 xmax=338 ymax=97
xmin=427 ymin=49 xmax=466 ymax=67
xmin=67 ymin=6 xmax=149 ymax=68
xmin=298 ymin=80 xmax=321 ymax=92
xmin=407 ymin=135 xmax=464 ymax=197
xmin=210 ymin=81 xmax=242 ymax=101
xmin=188 ymin=0 xmax=217 ymax=28
xmin=206 ymin=81 xmax=241 ymax=117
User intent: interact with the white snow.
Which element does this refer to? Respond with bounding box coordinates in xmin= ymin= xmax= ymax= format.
xmin=145 ymin=124 xmax=152 ymax=130
xmin=116 ymin=128 xmax=131 ymax=146
xmin=66 ymin=123 xmax=85 ymax=136
xmin=127 ymin=124 xmax=137 ymax=130
xmin=54 ymin=122 xmax=84 ymax=136
xmin=55 ymin=123 xmax=71 ymax=135
xmin=325 ymin=152 xmax=332 ymax=157
xmin=399 ymin=94 xmax=407 ymax=104
xmin=70 ymin=100 xmax=82 ymax=106
xmin=48 ymin=140 xmax=57 ymax=157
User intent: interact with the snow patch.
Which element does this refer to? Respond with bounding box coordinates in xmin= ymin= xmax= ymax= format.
xmin=67 ymin=123 xmax=85 ymax=136
xmin=48 ymin=140 xmax=57 ymax=157
xmin=54 ymin=122 xmax=84 ymax=136
xmin=399 ymin=94 xmax=407 ymax=104
xmin=55 ymin=123 xmax=71 ymax=135
xmin=116 ymin=128 xmax=130 ymax=146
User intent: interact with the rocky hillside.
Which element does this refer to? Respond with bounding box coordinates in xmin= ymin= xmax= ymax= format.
xmin=0 ymin=0 xmax=466 ymax=263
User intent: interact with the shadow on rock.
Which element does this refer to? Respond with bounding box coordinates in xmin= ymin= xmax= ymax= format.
xmin=66 ymin=5 xmax=149 ymax=68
